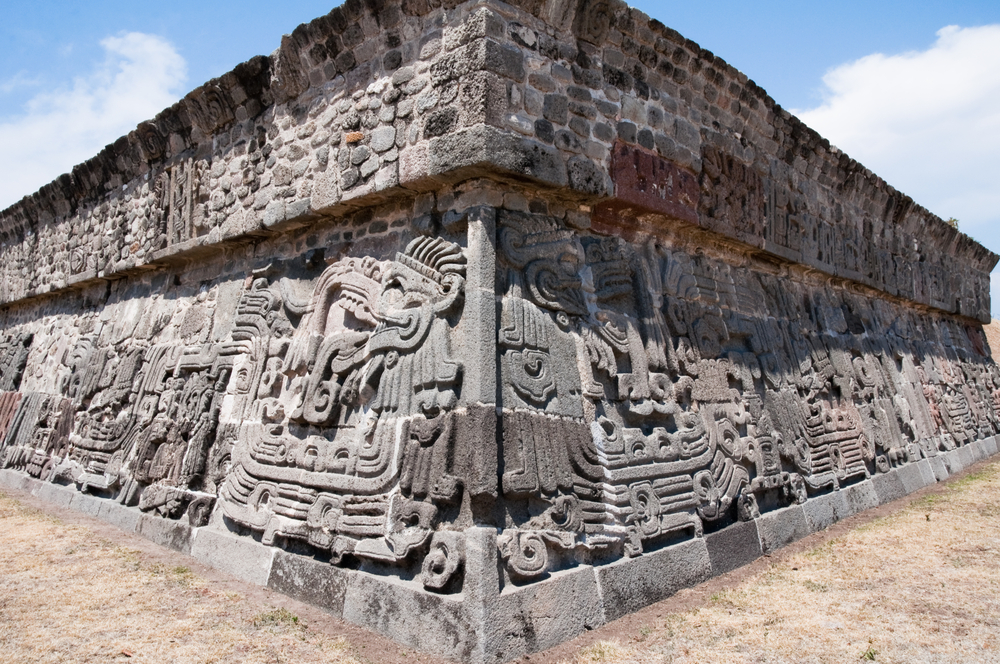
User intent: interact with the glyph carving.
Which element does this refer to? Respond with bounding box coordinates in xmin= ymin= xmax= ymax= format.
xmin=492 ymin=207 xmax=1000 ymax=580
xmin=0 ymin=333 xmax=32 ymax=392
xmin=218 ymin=236 xmax=468 ymax=585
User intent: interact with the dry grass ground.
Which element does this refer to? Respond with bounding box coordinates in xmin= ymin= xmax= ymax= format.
xmin=2 ymin=460 xmax=1000 ymax=664
xmin=984 ymin=319 xmax=1000 ymax=359
xmin=543 ymin=460 xmax=1000 ymax=664
xmin=0 ymin=492 xmax=446 ymax=664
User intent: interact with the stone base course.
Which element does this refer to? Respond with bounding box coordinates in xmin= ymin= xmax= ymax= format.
xmin=4 ymin=436 xmax=996 ymax=663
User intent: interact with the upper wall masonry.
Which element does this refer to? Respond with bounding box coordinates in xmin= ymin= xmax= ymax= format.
xmin=0 ymin=0 xmax=995 ymax=321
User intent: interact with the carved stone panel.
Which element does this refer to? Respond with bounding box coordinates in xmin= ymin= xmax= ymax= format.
xmin=217 ymin=236 xmax=471 ymax=588
xmin=491 ymin=206 xmax=1000 ymax=582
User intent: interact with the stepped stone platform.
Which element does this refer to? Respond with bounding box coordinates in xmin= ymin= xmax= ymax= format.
xmin=1 ymin=1 xmax=998 ymax=662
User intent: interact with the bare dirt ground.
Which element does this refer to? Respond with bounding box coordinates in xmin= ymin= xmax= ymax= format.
xmin=2 ymin=459 xmax=1000 ymax=664
xmin=0 ymin=490 xmax=450 ymax=664
xmin=537 ymin=460 xmax=1000 ymax=664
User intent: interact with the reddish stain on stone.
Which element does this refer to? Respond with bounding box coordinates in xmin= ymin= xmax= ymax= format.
xmin=601 ymin=141 xmax=699 ymax=225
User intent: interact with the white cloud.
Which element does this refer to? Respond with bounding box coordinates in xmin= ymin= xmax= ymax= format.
xmin=0 ymin=71 xmax=43 ymax=95
xmin=794 ymin=25 xmax=1000 ymax=232
xmin=794 ymin=25 xmax=1000 ymax=318
xmin=0 ymin=32 xmax=186 ymax=210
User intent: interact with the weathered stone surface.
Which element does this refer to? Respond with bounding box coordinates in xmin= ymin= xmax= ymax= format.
xmin=0 ymin=468 xmax=35 ymax=494
xmin=191 ymin=528 xmax=276 ymax=586
xmin=34 ymin=481 xmax=75 ymax=507
xmin=342 ymin=575 xmax=474 ymax=662
xmin=757 ymin=505 xmax=810 ymax=554
xmin=596 ymin=538 xmax=712 ymax=621
xmin=898 ymin=460 xmax=936 ymax=494
xmin=1 ymin=1 xmax=999 ymax=663
xmin=841 ymin=481 xmax=881 ymax=516
xmin=706 ymin=520 xmax=762 ymax=575
xmin=136 ymin=513 xmax=195 ymax=554
xmin=872 ymin=471 xmax=908 ymax=505
xmin=928 ymin=455 xmax=951 ymax=482
xmin=599 ymin=140 xmax=699 ymax=223
xmin=267 ymin=549 xmax=351 ymax=615
xmin=69 ymin=492 xmax=104 ymax=518
xmin=801 ymin=490 xmax=851 ymax=532
xmin=496 ymin=568 xmax=607 ymax=658
xmin=97 ymin=500 xmax=143 ymax=534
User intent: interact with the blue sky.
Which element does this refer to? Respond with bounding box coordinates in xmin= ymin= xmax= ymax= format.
xmin=2 ymin=1 xmax=999 ymax=315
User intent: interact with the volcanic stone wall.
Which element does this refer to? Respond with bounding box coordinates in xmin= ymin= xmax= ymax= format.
xmin=0 ymin=1 xmax=998 ymax=662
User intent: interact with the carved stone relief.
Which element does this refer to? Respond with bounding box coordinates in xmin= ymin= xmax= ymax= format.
xmin=154 ymin=158 xmax=210 ymax=249
xmin=218 ymin=235 xmax=469 ymax=589
xmin=0 ymin=202 xmax=996 ymax=599
xmin=0 ymin=332 xmax=32 ymax=392
xmin=0 ymin=1 xmax=996 ymax=659
xmin=492 ymin=207 xmax=1000 ymax=582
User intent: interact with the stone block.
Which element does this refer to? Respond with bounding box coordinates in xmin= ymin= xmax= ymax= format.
xmin=136 ymin=513 xmax=195 ymax=555
xmin=897 ymin=460 xmax=936 ymax=495
xmin=262 ymin=200 xmax=286 ymax=228
xmin=483 ymin=40 xmax=526 ymax=81
xmin=191 ymin=527 xmax=275 ymax=586
xmin=464 ymin=527 xmax=503 ymax=664
xmin=928 ymin=455 xmax=950 ymax=482
xmin=597 ymin=140 xmax=699 ymax=225
xmin=24 ymin=477 xmax=45 ymax=495
xmin=97 ymin=501 xmax=142 ymax=534
xmin=841 ymin=481 xmax=880 ymax=516
xmin=941 ymin=448 xmax=964 ymax=475
xmin=398 ymin=143 xmax=433 ymax=189
xmin=871 ymin=471 xmax=907 ymax=505
xmin=428 ymin=126 xmax=568 ymax=188
xmin=34 ymin=481 xmax=76 ymax=508
xmin=757 ymin=505 xmax=810 ymax=554
xmin=567 ymin=155 xmax=611 ymax=196
xmin=267 ymin=549 xmax=350 ymax=615
xmin=801 ymin=490 xmax=850 ymax=532
xmin=968 ymin=440 xmax=985 ymax=463
xmin=595 ymin=538 xmax=712 ymax=621
xmin=342 ymin=574 xmax=474 ymax=662
xmin=974 ymin=438 xmax=992 ymax=460
xmin=957 ymin=445 xmax=976 ymax=470
xmin=543 ymin=94 xmax=568 ymax=125
xmin=0 ymin=469 xmax=34 ymax=494
xmin=706 ymin=520 xmax=762 ymax=576
xmin=69 ymin=492 xmax=105 ymax=518
xmin=370 ymin=126 xmax=397 ymax=153
xmin=496 ymin=566 xmax=606 ymax=659
xmin=983 ymin=436 xmax=999 ymax=457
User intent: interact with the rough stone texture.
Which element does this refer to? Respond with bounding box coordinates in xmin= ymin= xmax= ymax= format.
xmin=928 ymin=455 xmax=950 ymax=482
xmin=897 ymin=460 xmax=936 ymax=494
xmin=596 ymin=538 xmax=712 ymax=621
xmin=97 ymin=499 xmax=144 ymax=534
xmin=34 ymin=480 xmax=76 ymax=507
xmin=136 ymin=513 xmax=195 ymax=554
xmin=190 ymin=528 xmax=277 ymax=586
xmin=706 ymin=520 xmax=763 ymax=575
xmin=496 ymin=569 xmax=607 ymax=656
xmin=1 ymin=1 xmax=1000 ymax=662
xmin=756 ymin=504 xmax=810 ymax=554
xmin=871 ymin=470 xmax=908 ymax=505
xmin=841 ymin=481 xmax=881 ymax=516
xmin=800 ymin=489 xmax=851 ymax=532
xmin=267 ymin=549 xmax=352 ymax=615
